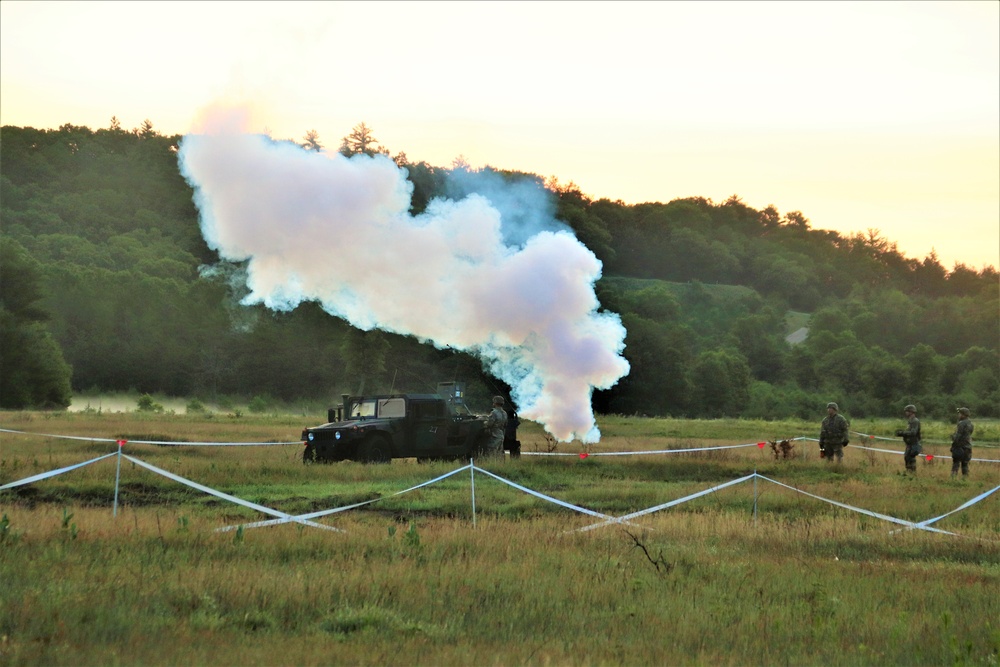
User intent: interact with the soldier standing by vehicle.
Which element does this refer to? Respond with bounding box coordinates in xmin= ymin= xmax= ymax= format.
xmin=819 ymin=402 xmax=849 ymax=463
xmin=950 ymin=407 xmax=974 ymax=477
xmin=504 ymin=405 xmax=521 ymax=459
xmin=484 ymin=396 xmax=508 ymax=459
xmin=895 ymin=404 xmax=922 ymax=473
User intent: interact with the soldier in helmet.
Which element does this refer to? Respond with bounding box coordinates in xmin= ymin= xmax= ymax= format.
xmin=819 ymin=402 xmax=849 ymax=463
xmin=950 ymin=407 xmax=974 ymax=477
xmin=895 ymin=404 xmax=922 ymax=473
xmin=483 ymin=395 xmax=508 ymax=459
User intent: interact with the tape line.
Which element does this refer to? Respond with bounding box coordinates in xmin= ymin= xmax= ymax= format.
xmin=3 ymin=452 xmax=993 ymax=541
xmin=523 ymin=442 xmax=762 ymax=457
xmin=0 ymin=427 xmax=298 ymax=446
xmin=575 ymin=474 xmax=757 ymax=532
xmin=472 ymin=466 xmax=618 ymax=520
xmin=852 ymin=429 xmax=998 ymax=449
xmin=219 ymin=464 xmax=474 ymax=531
xmin=5 ymin=425 xmax=996 ymax=460
xmin=0 ymin=427 xmax=117 ymax=443
xmin=916 ymin=484 xmax=999 ymax=527
xmin=889 ymin=485 xmax=1000 ymax=534
xmin=755 ymin=474 xmax=956 ymax=535
xmin=0 ymin=452 xmax=118 ymax=490
xmin=853 ymin=444 xmax=998 ymax=463
xmin=122 ymin=455 xmax=340 ymax=532
xmin=127 ymin=440 xmax=302 ymax=446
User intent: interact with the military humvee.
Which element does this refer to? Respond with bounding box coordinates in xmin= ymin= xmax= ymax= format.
xmin=301 ymin=382 xmax=490 ymax=463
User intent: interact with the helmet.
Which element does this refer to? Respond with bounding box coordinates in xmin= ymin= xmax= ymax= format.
xmin=826 ymin=402 xmax=839 ymax=411
xmin=904 ymin=404 xmax=916 ymax=413
xmin=957 ymin=407 xmax=970 ymax=416
xmin=492 ymin=395 xmax=505 ymax=406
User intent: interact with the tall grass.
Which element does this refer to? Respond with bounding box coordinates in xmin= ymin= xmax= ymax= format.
xmin=1 ymin=411 xmax=998 ymax=666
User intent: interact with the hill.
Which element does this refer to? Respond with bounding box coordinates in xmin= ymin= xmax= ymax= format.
xmin=1 ymin=122 xmax=997 ymax=420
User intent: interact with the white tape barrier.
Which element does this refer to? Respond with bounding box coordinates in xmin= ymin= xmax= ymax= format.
xmin=123 ymin=439 xmax=301 ymax=446
xmin=0 ymin=452 xmax=118 ymax=490
xmin=755 ymin=474 xmax=956 ymax=535
xmin=2 ymin=453 xmax=994 ymax=540
xmin=887 ymin=485 xmax=1000 ymax=535
xmin=523 ymin=442 xmax=765 ymax=457
xmin=0 ymin=427 xmax=298 ymax=446
xmin=574 ymin=474 xmax=757 ymax=533
xmin=472 ymin=467 xmax=623 ymax=522
xmin=121 ymin=455 xmax=340 ymax=532
xmin=803 ymin=434 xmax=999 ymax=464
xmin=217 ymin=464 xmax=475 ymax=532
xmin=574 ymin=473 xmax=995 ymax=536
xmin=0 ymin=427 xmax=117 ymax=443
xmin=4 ymin=424 xmax=997 ymax=460
xmin=852 ymin=429 xmax=999 ymax=448
xmin=229 ymin=464 xmax=639 ymax=533
xmin=851 ymin=444 xmax=999 ymax=464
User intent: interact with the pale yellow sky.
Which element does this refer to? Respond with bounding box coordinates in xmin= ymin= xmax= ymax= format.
xmin=2 ymin=1 xmax=997 ymax=270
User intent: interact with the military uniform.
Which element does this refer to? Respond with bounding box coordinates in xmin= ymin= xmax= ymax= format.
xmin=819 ymin=402 xmax=849 ymax=462
xmin=484 ymin=397 xmax=508 ymax=458
xmin=950 ymin=408 xmax=974 ymax=477
xmin=896 ymin=405 xmax=922 ymax=472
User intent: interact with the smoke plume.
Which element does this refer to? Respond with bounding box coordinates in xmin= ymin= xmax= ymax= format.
xmin=178 ymin=112 xmax=629 ymax=442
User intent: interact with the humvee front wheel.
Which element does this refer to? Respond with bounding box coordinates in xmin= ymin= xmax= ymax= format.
xmin=303 ymin=443 xmax=315 ymax=464
xmin=358 ymin=435 xmax=391 ymax=464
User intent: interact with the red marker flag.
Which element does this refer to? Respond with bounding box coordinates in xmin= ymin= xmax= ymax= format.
xmin=116 ymin=439 xmax=127 ymax=447
xmin=757 ymin=442 xmax=766 ymax=448
xmin=579 ymin=453 xmax=589 ymax=459
xmin=925 ymin=454 xmax=933 ymax=461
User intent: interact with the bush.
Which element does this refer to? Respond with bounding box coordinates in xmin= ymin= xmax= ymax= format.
xmin=136 ymin=394 xmax=164 ymax=413
xmin=247 ymin=395 xmax=270 ymax=414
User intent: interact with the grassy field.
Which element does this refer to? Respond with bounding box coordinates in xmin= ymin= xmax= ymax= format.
xmin=2 ymin=410 xmax=999 ymax=666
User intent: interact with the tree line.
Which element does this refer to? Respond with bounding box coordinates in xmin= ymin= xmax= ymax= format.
xmin=0 ymin=121 xmax=996 ymax=420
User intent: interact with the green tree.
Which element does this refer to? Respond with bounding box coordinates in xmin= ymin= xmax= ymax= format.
xmin=903 ymin=343 xmax=942 ymax=395
xmin=730 ymin=312 xmax=787 ymax=383
xmin=555 ymin=186 xmax=615 ymax=265
xmin=341 ymin=328 xmax=389 ymax=394
xmin=0 ymin=238 xmax=72 ymax=408
xmin=601 ymin=313 xmax=692 ymax=416
xmin=863 ymin=347 xmax=908 ymax=405
xmin=339 ymin=122 xmax=388 ymax=157
xmin=690 ymin=349 xmax=751 ymax=418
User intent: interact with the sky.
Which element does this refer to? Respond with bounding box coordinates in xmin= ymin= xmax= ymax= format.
xmin=2 ymin=0 xmax=998 ymax=271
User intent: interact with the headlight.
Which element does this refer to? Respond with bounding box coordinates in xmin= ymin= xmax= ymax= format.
xmin=335 ymin=431 xmax=341 ymax=440
xmin=308 ymin=433 xmax=314 ymax=441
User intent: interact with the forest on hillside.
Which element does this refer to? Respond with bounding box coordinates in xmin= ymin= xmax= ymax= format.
xmin=1 ymin=121 xmax=997 ymax=420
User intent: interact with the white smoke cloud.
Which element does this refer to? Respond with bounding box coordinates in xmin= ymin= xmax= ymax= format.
xmin=177 ymin=116 xmax=629 ymax=443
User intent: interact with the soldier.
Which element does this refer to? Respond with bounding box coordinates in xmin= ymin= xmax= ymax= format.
xmin=504 ymin=406 xmax=521 ymax=459
xmin=819 ymin=402 xmax=849 ymax=463
xmin=895 ymin=404 xmax=922 ymax=473
xmin=950 ymin=407 xmax=974 ymax=477
xmin=484 ymin=395 xmax=508 ymax=459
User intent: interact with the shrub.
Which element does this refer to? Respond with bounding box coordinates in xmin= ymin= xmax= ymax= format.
xmin=136 ymin=394 xmax=163 ymax=413
xmin=248 ymin=395 xmax=270 ymax=414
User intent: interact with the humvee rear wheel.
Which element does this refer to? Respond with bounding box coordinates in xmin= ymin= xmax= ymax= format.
xmin=358 ymin=435 xmax=391 ymax=464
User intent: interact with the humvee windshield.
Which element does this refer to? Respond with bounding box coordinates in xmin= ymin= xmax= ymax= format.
xmin=348 ymin=397 xmax=406 ymax=418
xmin=377 ymin=398 xmax=405 ymax=418
xmin=349 ymin=399 xmax=376 ymax=418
